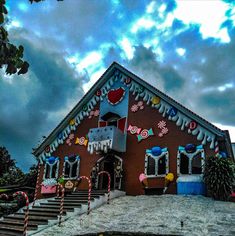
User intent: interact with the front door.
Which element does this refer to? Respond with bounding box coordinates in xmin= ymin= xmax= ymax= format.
xmin=97 ymin=154 xmax=123 ymax=190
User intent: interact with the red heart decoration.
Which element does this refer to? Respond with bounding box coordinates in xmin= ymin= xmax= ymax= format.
xmin=107 ymin=87 xmax=125 ymax=105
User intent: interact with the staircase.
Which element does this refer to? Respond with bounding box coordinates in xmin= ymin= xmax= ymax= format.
xmin=0 ymin=190 xmax=108 ymax=236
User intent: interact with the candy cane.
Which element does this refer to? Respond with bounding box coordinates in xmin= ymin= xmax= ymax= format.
xmin=215 ymin=141 xmax=219 ymax=155
xmin=57 ymin=183 xmax=65 ymax=226
xmin=97 ymin=171 xmax=111 ymax=204
xmin=13 ymin=191 xmax=29 ymax=236
xmin=78 ymin=176 xmax=91 ymax=214
xmin=33 ymin=162 xmax=42 ymax=206
xmin=0 ymin=193 xmax=8 ymax=200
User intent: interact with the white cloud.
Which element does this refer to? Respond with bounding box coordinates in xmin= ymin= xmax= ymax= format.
xmin=213 ymin=123 xmax=235 ymax=142
xmin=131 ymin=17 xmax=156 ymax=33
xmin=119 ymin=37 xmax=135 ymax=60
xmin=174 ymin=0 xmax=230 ymax=43
xmin=176 ymin=48 xmax=186 ymax=56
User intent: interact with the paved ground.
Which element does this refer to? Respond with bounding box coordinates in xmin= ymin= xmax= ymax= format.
xmin=34 ymin=195 xmax=235 ymax=236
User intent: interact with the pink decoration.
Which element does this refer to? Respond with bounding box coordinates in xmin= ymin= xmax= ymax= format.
xmin=97 ymin=171 xmax=111 ymax=204
xmin=189 ymin=121 xmax=197 ymax=130
xmin=128 ymin=125 xmax=142 ymax=135
xmin=41 ymin=185 xmax=57 ymax=194
xmin=131 ymin=104 xmax=138 ymax=112
xmin=94 ymin=110 xmax=99 ymax=116
xmin=69 ymin=134 xmax=74 ymax=140
xmin=137 ymin=101 xmax=143 ymax=107
xmin=139 ymin=173 xmax=147 ymax=182
xmin=107 ymin=87 xmax=125 ymax=105
xmin=139 ymin=105 xmax=144 ymax=110
xmin=157 ymin=120 xmax=166 ymax=129
xmin=161 ymin=127 xmax=169 ymax=135
xmin=158 ymin=133 xmax=163 ymax=137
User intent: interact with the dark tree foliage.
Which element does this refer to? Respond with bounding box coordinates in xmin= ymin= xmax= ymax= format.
xmin=0 ymin=0 xmax=63 ymax=76
xmin=203 ymin=156 xmax=235 ymax=201
xmin=0 ymin=146 xmax=15 ymax=177
xmin=0 ymin=1 xmax=29 ymax=75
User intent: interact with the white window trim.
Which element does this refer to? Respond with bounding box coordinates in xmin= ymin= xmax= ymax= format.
xmin=63 ymin=156 xmax=80 ymax=180
xmin=43 ymin=157 xmax=60 ymax=180
xmin=144 ymin=150 xmax=169 ymax=177
xmin=177 ymin=147 xmax=205 ymax=176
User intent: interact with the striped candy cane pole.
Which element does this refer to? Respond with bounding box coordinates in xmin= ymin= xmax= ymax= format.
xmin=58 ymin=183 xmax=65 ymax=226
xmin=78 ymin=176 xmax=91 ymax=214
xmin=215 ymin=141 xmax=219 ymax=156
xmin=13 ymin=191 xmax=29 ymax=236
xmin=33 ymin=162 xmax=42 ymax=206
xmin=0 ymin=193 xmax=9 ymax=200
xmin=98 ymin=171 xmax=111 ymax=204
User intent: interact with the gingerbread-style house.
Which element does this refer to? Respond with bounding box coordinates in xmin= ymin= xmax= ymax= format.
xmin=33 ymin=62 xmax=234 ymax=197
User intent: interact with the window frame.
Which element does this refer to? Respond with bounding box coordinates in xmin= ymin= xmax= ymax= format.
xmin=177 ymin=145 xmax=205 ymax=176
xmin=144 ymin=149 xmax=169 ymax=177
xmin=43 ymin=157 xmax=60 ymax=180
xmin=63 ymin=155 xmax=80 ymax=180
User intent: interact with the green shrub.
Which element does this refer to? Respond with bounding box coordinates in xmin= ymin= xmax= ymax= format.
xmin=203 ymin=156 xmax=235 ymax=201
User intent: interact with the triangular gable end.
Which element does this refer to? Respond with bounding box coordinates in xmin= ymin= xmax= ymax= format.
xmin=33 ymin=62 xmax=231 ymax=162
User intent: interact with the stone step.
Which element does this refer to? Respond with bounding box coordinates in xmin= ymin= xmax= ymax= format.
xmin=0 ymin=228 xmax=23 ymax=236
xmin=25 ymin=208 xmax=67 ymax=214
xmin=34 ymin=204 xmax=75 ymax=211
xmin=23 ymin=209 xmax=66 ymax=217
xmin=49 ymin=199 xmax=88 ymax=204
xmin=4 ymin=215 xmax=48 ymax=225
xmin=29 ymin=205 xmax=71 ymax=214
xmin=14 ymin=212 xmax=57 ymax=220
xmin=42 ymin=201 xmax=82 ymax=207
xmin=0 ymin=221 xmax=38 ymax=230
xmin=57 ymin=196 xmax=97 ymax=200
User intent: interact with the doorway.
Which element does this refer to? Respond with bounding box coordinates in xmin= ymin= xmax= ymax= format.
xmin=96 ymin=154 xmax=123 ymax=190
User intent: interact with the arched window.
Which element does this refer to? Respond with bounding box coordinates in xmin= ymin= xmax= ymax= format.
xmin=177 ymin=145 xmax=205 ymax=175
xmin=44 ymin=156 xmax=59 ymax=179
xmin=64 ymin=155 xmax=80 ymax=179
xmin=145 ymin=147 xmax=169 ymax=176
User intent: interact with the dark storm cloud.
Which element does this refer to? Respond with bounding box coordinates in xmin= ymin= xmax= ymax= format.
xmin=0 ymin=33 xmax=86 ymax=171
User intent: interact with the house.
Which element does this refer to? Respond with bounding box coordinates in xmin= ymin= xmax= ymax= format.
xmin=32 ymin=62 xmax=234 ymax=198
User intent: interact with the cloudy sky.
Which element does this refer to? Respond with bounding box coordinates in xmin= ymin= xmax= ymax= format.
xmin=1 ymin=0 xmax=235 ymax=172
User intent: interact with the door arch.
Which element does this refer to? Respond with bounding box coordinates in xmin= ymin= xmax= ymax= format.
xmin=96 ymin=154 xmax=123 ymax=190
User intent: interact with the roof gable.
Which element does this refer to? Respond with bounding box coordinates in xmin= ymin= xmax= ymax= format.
xmin=33 ymin=62 xmax=227 ymax=160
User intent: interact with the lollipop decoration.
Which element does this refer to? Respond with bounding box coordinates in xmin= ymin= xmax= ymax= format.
xmin=75 ymin=136 xmax=88 ymax=146
xmin=137 ymin=128 xmax=154 ymax=142
xmin=127 ymin=125 xmax=142 ymax=135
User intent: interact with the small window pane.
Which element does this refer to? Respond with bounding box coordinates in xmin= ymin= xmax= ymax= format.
xmin=71 ymin=162 xmax=78 ymax=178
xmin=64 ymin=162 xmax=70 ymax=178
xmin=45 ymin=164 xmax=50 ymax=178
xmin=51 ymin=164 xmax=57 ymax=178
xmin=147 ymin=156 xmax=155 ymax=175
xmin=158 ymin=155 xmax=166 ymax=175
xmin=180 ymin=153 xmax=189 ymax=174
xmin=192 ymin=154 xmax=202 ymax=174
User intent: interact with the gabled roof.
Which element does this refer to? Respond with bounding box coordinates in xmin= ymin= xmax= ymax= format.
xmin=33 ymin=62 xmax=233 ymax=159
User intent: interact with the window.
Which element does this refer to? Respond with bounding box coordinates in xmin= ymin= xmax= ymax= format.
xmin=64 ymin=155 xmax=80 ymax=179
xmin=145 ymin=148 xmax=169 ymax=176
xmin=177 ymin=145 xmax=205 ymax=175
xmin=44 ymin=156 xmax=59 ymax=179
